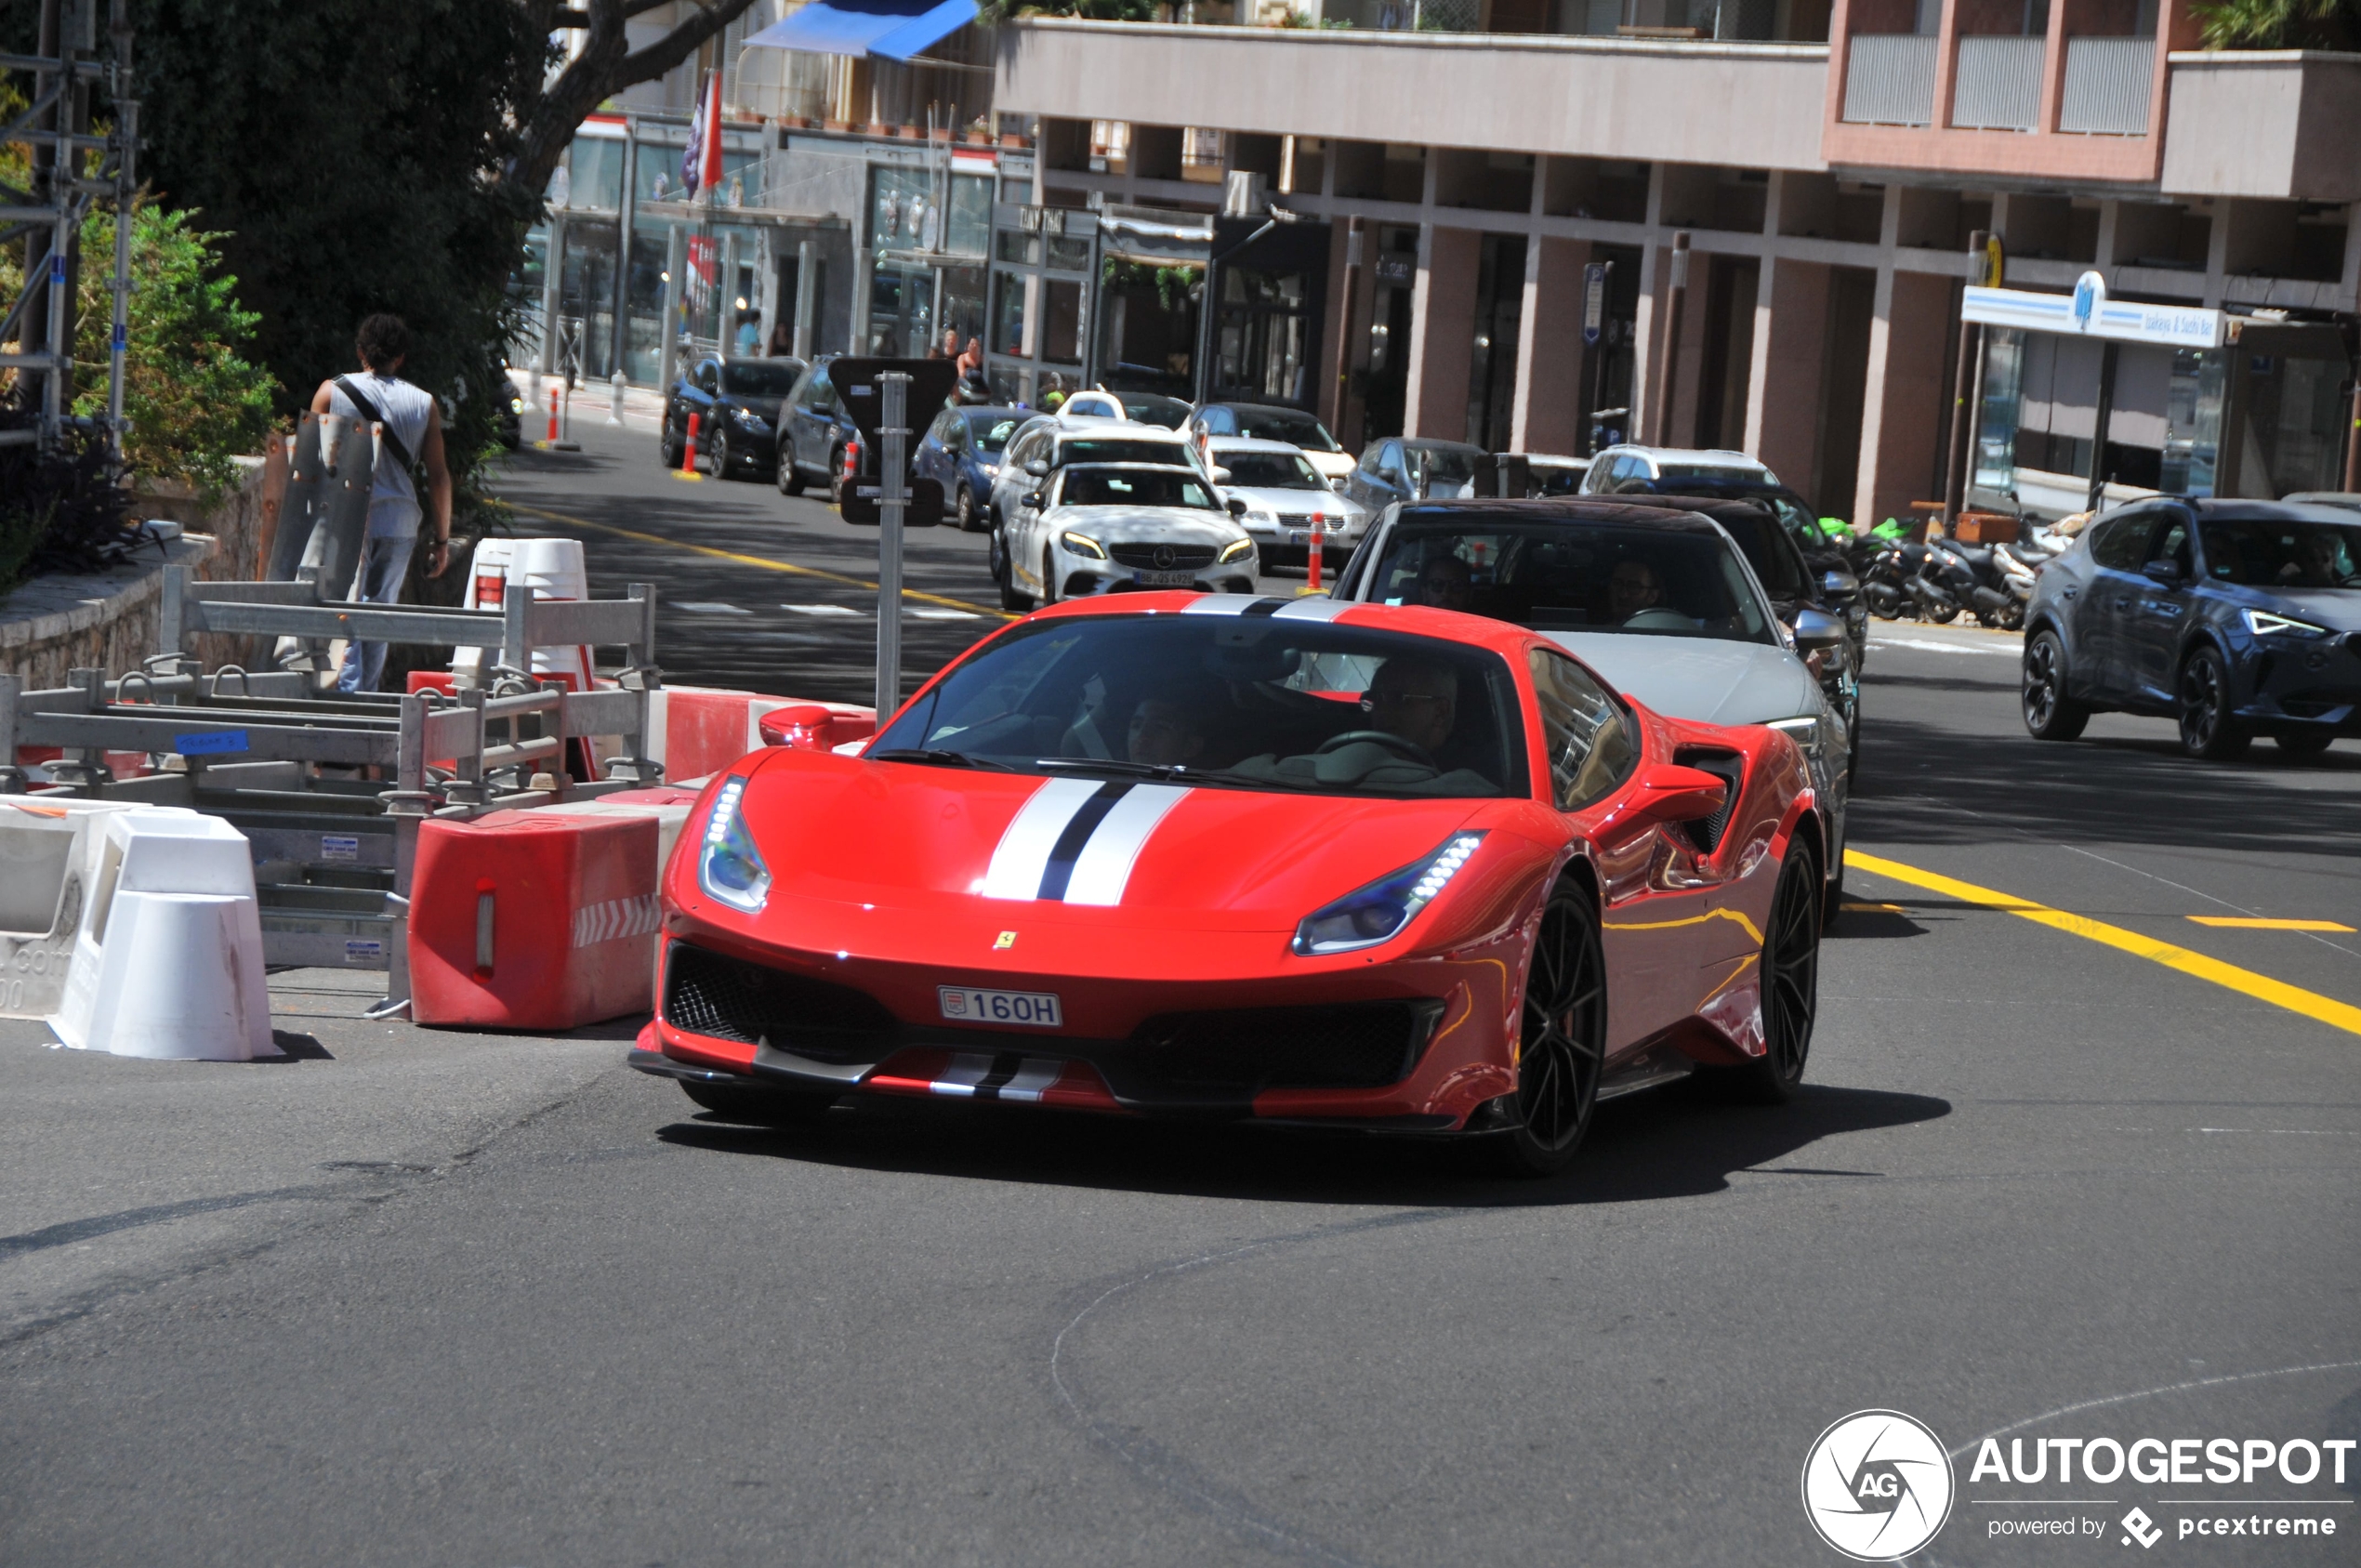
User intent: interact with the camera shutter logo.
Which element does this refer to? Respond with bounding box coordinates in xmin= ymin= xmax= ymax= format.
xmin=1801 ymin=1410 xmax=1956 ymax=1561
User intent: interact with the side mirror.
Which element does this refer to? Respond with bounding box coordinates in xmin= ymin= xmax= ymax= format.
xmin=1629 ymin=763 xmax=1728 ymax=825
xmin=1821 ymin=569 xmax=1858 ymax=599
xmin=1226 ymin=497 xmax=1247 ymax=518
xmin=1022 ymin=491 xmax=1044 ymax=510
xmin=1211 ymin=467 xmax=1233 ymax=485
xmin=2140 ymin=559 xmax=2184 ymax=586
xmin=1791 ymin=607 xmax=1846 ymax=654
xmin=1024 ymin=458 xmax=1049 ymax=478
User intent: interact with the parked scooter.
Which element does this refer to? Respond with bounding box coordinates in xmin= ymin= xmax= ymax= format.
xmin=1924 ymin=536 xmax=2027 ymax=630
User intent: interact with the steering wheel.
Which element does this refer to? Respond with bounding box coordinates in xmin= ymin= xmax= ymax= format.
xmin=1314 ymin=730 xmax=1436 ymax=769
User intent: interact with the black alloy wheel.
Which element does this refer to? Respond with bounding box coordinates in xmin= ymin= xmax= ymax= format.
xmin=1487 ymin=884 xmax=1607 ymax=1178
xmin=2178 ymin=646 xmax=2251 ymax=761
xmin=660 ymin=420 xmax=683 ymax=469
xmin=956 ymin=483 xmax=978 ymax=532
xmin=1705 ymin=849 xmax=1820 ymax=1104
xmin=2022 ymin=629 xmax=2090 ymax=741
xmin=778 ymin=444 xmax=806 ymax=495
xmin=680 ymin=1079 xmax=835 ymax=1126
xmin=1039 ymin=546 xmax=1060 ymax=607
xmin=2275 ymin=730 xmax=2336 ymax=759
xmin=828 ymin=446 xmax=848 ymax=508
xmin=709 ymin=425 xmax=733 ymax=480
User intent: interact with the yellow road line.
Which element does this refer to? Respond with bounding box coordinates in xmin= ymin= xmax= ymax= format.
xmin=503 ymin=501 xmax=1016 ymax=619
xmin=2188 ymin=916 xmax=2355 ymax=932
xmin=1846 ymin=850 xmax=2361 ymax=1039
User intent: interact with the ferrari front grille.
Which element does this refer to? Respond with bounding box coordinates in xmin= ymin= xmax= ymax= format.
xmin=1124 ymin=1000 xmax=1444 ymax=1094
xmin=662 ymin=942 xmax=898 ymax=1062
xmin=1107 ymin=543 xmax=1218 ymax=570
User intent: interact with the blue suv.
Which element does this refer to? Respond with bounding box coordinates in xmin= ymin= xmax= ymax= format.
xmin=2021 ymin=498 xmax=2361 ymax=760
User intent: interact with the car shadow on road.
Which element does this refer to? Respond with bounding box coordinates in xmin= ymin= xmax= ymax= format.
xmin=650 ymin=1078 xmax=1949 ymax=1209
xmin=1853 ymin=706 xmax=2361 ymax=861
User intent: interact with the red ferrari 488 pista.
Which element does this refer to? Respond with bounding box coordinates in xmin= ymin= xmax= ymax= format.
xmin=630 ymin=592 xmax=1826 ymax=1175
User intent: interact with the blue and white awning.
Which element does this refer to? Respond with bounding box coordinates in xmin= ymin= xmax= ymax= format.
xmin=742 ymin=0 xmax=978 ymax=63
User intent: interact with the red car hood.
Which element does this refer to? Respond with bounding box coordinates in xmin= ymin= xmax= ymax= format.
xmin=719 ymin=748 xmax=1502 ymax=935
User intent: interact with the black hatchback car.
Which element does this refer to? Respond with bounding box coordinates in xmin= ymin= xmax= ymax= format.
xmin=2021 ymin=498 xmax=2361 ymax=759
xmin=661 ymin=356 xmax=804 ymax=481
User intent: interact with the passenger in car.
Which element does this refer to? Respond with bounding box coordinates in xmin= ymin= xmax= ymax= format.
xmin=1128 ymin=696 xmax=1210 ymax=769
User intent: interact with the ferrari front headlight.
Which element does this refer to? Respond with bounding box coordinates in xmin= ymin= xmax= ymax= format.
xmin=698 ymin=774 xmax=771 ymax=913
xmin=1219 ymin=537 xmax=1256 ymax=564
xmin=1293 ymin=833 xmax=1484 ymax=955
xmin=1061 ymin=530 xmax=1107 ymax=560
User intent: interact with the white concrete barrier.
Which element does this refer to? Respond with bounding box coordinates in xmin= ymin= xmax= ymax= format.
xmin=1 ymin=799 xmax=149 ymax=1021
xmin=47 ymin=810 xmax=272 ymax=1061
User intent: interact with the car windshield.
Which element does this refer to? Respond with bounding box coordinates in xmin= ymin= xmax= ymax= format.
xmin=1059 ymin=467 xmax=1220 ymax=510
xmin=721 ymin=362 xmax=800 ymax=395
xmin=872 ymin=616 xmax=1527 ymax=800
xmin=1060 ymin=437 xmax=1190 ymax=467
xmin=1368 ymin=515 xmax=1778 ymax=644
xmin=1231 ymin=408 xmax=1341 ymax=452
xmin=1411 ymin=448 xmax=1481 ymax=487
xmin=1656 ymin=461 xmax=1763 ymax=484
xmin=1220 ymin=451 xmax=1325 ymax=490
xmin=969 ymin=414 xmax=1020 ymax=454
xmin=1114 ymin=393 xmax=1192 ymax=429
xmin=2201 ymin=518 xmax=2361 ymax=589
xmin=1703 ymin=507 xmax=1807 ymax=599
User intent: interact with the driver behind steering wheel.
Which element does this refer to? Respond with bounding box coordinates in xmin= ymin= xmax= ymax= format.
xmin=1361 ymin=656 xmax=1457 ymax=760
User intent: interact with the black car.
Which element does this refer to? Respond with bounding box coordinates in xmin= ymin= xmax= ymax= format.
xmin=1614 ymin=493 xmax=1864 ymax=768
xmin=661 ymin=356 xmax=804 ymax=481
xmin=773 ymin=353 xmax=866 ymax=504
xmin=2022 ymin=498 xmax=2361 ymax=759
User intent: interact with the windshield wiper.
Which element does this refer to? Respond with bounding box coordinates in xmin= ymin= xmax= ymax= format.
xmin=1035 ymin=758 xmax=1321 ymax=790
xmin=869 ymin=747 xmax=1013 ymax=771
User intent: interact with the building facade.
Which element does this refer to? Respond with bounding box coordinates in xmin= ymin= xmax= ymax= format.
xmin=989 ymin=6 xmax=2360 ymax=520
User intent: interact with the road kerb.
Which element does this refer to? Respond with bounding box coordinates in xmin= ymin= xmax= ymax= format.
xmin=1844 ymin=849 xmax=2361 ymax=1039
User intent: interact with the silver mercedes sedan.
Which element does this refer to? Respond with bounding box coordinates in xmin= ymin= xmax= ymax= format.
xmin=1332 ymin=497 xmax=1853 ymax=919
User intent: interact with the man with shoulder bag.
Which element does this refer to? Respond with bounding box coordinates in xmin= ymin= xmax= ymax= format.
xmin=308 ymin=313 xmax=452 ymax=692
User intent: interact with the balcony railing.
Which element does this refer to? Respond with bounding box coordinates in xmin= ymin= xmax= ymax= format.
xmin=1841 ymin=33 xmax=1937 ymax=125
xmin=1951 ymin=36 xmax=2044 ymax=130
xmin=2059 ymin=36 xmax=2155 ymax=134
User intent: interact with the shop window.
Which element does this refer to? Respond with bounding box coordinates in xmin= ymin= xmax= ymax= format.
xmin=1047 ymin=235 xmax=1093 ymax=273
xmin=570 ymin=138 xmax=627 ymax=211
xmin=997 ymin=231 xmax=1041 ymax=266
xmin=993 ymin=270 xmax=1028 ymax=357
xmin=1043 ymin=279 xmax=1083 ymax=364
xmin=947 ymin=174 xmax=993 ymax=258
xmin=1973 ymin=328 xmax=2023 ymax=492
xmin=2159 ymin=349 xmax=2223 ymax=497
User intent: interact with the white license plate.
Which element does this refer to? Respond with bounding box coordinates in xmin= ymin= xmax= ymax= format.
xmin=1132 ymin=569 xmax=1195 ymax=587
xmin=938 ymin=986 xmax=1063 ymax=1028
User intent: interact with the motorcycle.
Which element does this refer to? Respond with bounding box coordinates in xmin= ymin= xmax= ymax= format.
xmin=1924 ymin=537 xmax=2027 ymax=630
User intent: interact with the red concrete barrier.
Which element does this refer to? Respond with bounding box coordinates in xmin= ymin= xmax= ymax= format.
xmin=408 ymin=786 xmax=701 ymax=1030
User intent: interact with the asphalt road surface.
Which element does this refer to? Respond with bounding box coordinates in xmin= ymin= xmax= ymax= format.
xmin=3 ymin=436 xmax=2356 ymax=1566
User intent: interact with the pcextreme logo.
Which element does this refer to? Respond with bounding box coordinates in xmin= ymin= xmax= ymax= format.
xmin=1802 ymin=1409 xmax=1959 ymax=1561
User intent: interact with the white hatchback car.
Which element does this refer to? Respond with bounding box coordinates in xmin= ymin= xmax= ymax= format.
xmin=1000 ymin=462 xmax=1260 ymax=612
xmin=1205 ymin=436 xmax=1370 ymax=575
xmin=1580 ymin=444 xmax=1781 ymax=495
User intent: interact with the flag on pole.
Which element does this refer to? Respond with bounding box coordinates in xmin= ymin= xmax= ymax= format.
xmin=680 ymin=69 xmax=723 ymax=194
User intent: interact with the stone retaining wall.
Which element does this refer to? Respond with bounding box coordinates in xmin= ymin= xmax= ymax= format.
xmin=0 ymin=450 xmax=284 ymax=691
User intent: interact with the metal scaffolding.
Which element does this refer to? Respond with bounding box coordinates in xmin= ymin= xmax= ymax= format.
xmin=2 ymin=0 xmax=137 ymax=456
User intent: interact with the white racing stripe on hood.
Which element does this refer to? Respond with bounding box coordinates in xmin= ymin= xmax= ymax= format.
xmin=1272 ymin=596 xmax=1350 ymax=620
xmin=981 ymin=777 xmax=1104 ymax=900
xmin=1062 ymin=784 xmax=1190 ymax=906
